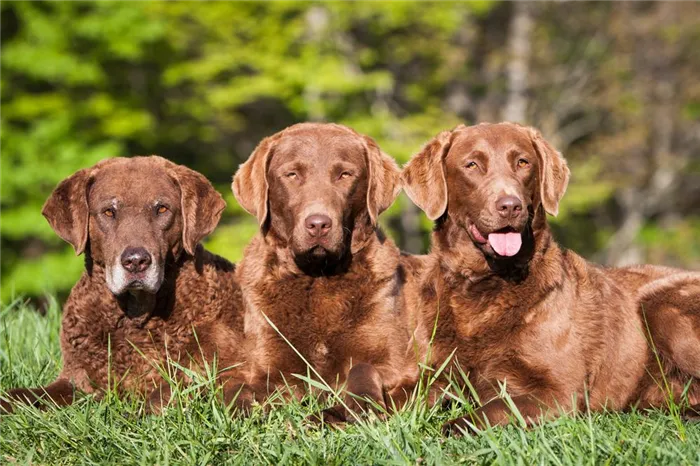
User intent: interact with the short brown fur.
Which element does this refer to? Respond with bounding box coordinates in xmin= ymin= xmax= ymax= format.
xmin=232 ymin=123 xmax=418 ymax=421
xmin=402 ymin=123 xmax=700 ymax=434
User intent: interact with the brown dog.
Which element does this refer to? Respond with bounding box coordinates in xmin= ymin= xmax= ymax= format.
xmin=401 ymin=122 xmax=700 ymax=434
xmin=1 ymin=156 xmax=248 ymax=413
xmin=232 ymin=123 xmax=418 ymax=421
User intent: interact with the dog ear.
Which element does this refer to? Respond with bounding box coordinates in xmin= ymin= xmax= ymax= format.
xmin=42 ymin=168 xmax=93 ymax=255
xmin=529 ymin=128 xmax=570 ymax=216
xmin=401 ymin=130 xmax=452 ymax=220
xmin=363 ymin=136 xmax=401 ymax=226
xmin=168 ymin=161 xmax=227 ymax=256
xmin=232 ymin=136 xmax=274 ymax=228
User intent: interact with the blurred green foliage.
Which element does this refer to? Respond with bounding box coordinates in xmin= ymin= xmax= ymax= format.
xmin=1 ymin=1 xmax=699 ymax=302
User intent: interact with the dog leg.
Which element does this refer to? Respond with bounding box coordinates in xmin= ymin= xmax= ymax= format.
xmin=442 ymin=395 xmax=551 ymax=436
xmin=638 ymin=274 xmax=700 ymax=418
xmin=144 ymin=383 xmax=174 ymax=415
xmin=221 ymin=382 xmax=261 ymax=416
xmin=0 ymin=379 xmax=76 ymax=413
xmin=640 ymin=274 xmax=700 ymax=376
xmin=313 ymin=362 xmax=386 ymax=425
xmin=681 ymin=404 xmax=700 ymax=422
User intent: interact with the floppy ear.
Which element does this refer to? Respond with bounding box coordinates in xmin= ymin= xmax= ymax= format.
xmin=363 ymin=136 xmax=401 ymax=226
xmin=529 ymin=128 xmax=570 ymax=216
xmin=168 ymin=162 xmax=227 ymax=256
xmin=232 ymin=136 xmax=274 ymax=227
xmin=42 ymin=168 xmax=93 ymax=255
xmin=400 ymin=130 xmax=452 ymax=220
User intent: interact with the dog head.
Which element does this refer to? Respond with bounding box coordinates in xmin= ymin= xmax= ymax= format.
xmin=233 ymin=123 xmax=400 ymax=271
xmin=43 ymin=156 xmax=225 ymax=295
xmin=402 ymin=122 xmax=569 ymax=261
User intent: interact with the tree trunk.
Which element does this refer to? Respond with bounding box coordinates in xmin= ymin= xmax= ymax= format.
xmin=601 ymin=3 xmax=680 ymax=266
xmin=502 ymin=2 xmax=533 ymax=123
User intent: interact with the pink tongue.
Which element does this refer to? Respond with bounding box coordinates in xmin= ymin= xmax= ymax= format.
xmin=488 ymin=232 xmax=522 ymax=257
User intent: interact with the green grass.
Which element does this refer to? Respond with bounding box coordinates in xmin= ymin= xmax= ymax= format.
xmin=1 ymin=301 xmax=699 ymax=465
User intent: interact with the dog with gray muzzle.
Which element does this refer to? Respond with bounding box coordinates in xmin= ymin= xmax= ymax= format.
xmin=1 ymin=156 xmax=250 ymax=414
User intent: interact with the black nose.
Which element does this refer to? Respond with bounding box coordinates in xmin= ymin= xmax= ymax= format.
xmin=496 ymin=195 xmax=523 ymax=219
xmin=121 ymin=247 xmax=152 ymax=273
xmin=305 ymin=214 xmax=332 ymax=238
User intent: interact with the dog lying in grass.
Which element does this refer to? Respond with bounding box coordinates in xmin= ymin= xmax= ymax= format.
xmin=232 ymin=123 xmax=419 ymax=421
xmin=1 ymin=156 xmax=249 ymax=414
xmin=401 ymin=122 xmax=700 ymax=434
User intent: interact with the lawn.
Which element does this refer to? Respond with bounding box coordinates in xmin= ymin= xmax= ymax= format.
xmin=1 ymin=300 xmax=699 ymax=465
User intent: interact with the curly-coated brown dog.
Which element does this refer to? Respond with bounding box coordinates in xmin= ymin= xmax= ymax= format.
xmin=401 ymin=122 xmax=700 ymax=434
xmin=1 ymin=156 xmax=248 ymax=414
xmin=232 ymin=123 xmax=418 ymax=421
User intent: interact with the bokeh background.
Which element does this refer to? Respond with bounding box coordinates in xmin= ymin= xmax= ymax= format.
xmin=2 ymin=1 xmax=699 ymax=304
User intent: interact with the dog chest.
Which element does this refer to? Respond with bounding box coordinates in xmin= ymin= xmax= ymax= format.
xmin=251 ymin=275 xmax=391 ymax=376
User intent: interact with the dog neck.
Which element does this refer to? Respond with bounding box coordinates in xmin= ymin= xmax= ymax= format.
xmin=121 ymin=290 xmax=158 ymax=324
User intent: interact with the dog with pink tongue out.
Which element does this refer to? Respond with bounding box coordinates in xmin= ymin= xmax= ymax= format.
xmin=403 ymin=122 xmax=542 ymax=281
xmin=400 ymin=122 xmax=700 ymax=436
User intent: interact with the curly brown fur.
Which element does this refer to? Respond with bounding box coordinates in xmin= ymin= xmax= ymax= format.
xmin=1 ymin=157 xmax=248 ymax=414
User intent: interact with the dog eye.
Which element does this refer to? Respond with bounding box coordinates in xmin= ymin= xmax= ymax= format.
xmin=517 ymin=158 xmax=530 ymax=168
xmin=465 ymin=161 xmax=478 ymax=170
xmin=156 ymin=205 xmax=169 ymax=215
xmin=103 ymin=208 xmax=115 ymax=218
xmin=284 ymin=172 xmax=297 ymax=179
xmin=339 ymin=171 xmax=353 ymax=180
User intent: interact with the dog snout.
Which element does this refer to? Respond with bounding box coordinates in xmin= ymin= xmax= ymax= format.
xmin=120 ymin=247 xmax=152 ymax=273
xmin=304 ymin=214 xmax=332 ymax=238
xmin=495 ymin=195 xmax=523 ymax=220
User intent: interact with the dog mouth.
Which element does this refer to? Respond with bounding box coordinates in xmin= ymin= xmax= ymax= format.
xmin=296 ymin=242 xmax=347 ymax=262
xmin=124 ymin=278 xmax=147 ymax=291
xmin=468 ymin=223 xmax=523 ymax=257
xmin=308 ymin=245 xmax=330 ymax=257
xmin=292 ymin=241 xmax=349 ymax=274
xmin=122 ymin=276 xmax=162 ymax=294
xmin=294 ymin=234 xmax=345 ymax=258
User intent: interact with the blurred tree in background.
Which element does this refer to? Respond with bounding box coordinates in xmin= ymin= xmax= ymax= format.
xmin=1 ymin=1 xmax=699 ymax=303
